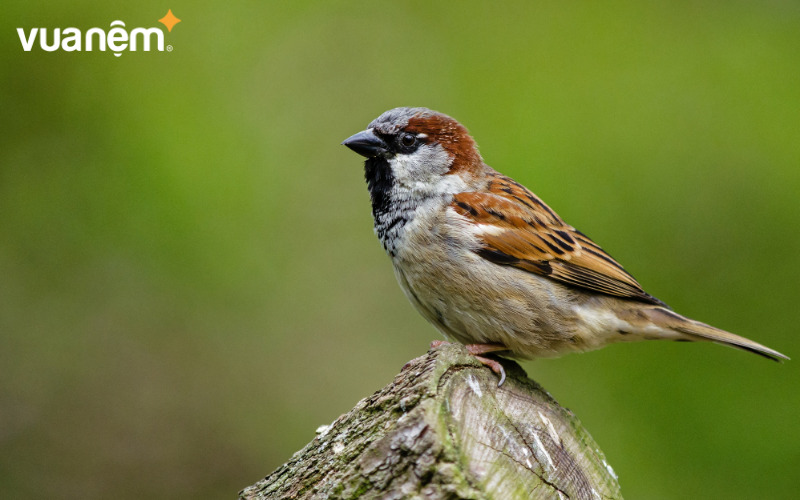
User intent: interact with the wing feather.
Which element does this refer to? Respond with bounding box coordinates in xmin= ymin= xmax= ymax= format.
xmin=452 ymin=172 xmax=667 ymax=307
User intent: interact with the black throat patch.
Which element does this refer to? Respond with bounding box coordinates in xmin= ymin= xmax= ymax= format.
xmin=364 ymin=156 xmax=394 ymax=222
xmin=363 ymin=156 xmax=413 ymax=256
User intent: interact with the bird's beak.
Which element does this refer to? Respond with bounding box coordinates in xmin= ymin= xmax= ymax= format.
xmin=342 ymin=129 xmax=388 ymax=158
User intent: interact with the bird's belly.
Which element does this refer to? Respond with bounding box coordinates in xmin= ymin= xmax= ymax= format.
xmin=391 ymin=246 xmax=598 ymax=359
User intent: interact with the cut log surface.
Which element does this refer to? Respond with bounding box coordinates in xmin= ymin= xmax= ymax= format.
xmin=240 ymin=343 xmax=622 ymax=499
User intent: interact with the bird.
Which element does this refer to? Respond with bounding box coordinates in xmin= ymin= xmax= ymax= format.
xmin=342 ymin=107 xmax=788 ymax=385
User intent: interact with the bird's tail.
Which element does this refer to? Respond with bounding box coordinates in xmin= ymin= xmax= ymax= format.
xmin=644 ymin=307 xmax=789 ymax=362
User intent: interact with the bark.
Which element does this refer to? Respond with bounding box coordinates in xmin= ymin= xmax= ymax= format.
xmin=240 ymin=343 xmax=622 ymax=499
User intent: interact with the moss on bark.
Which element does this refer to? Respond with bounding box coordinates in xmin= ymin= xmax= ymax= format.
xmin=240 ymin=343 xmax=622 ymax=500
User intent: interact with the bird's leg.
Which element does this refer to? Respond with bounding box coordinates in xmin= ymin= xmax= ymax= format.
xmin=472 ymin=355 xmax=507 ymax=387
xmin=429 ymin=341 xmax=509 ymax=386
xmin=464 ymin=343 xmax=508 ymax=356
xmin=465 ymin=343 xmax=509 ymax=386
xmin=430 ymin=339 xmax=450 ymax=349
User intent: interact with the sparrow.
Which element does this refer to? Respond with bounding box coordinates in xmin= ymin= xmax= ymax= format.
xmin=342 ymin=107 xmax=788 ymax=384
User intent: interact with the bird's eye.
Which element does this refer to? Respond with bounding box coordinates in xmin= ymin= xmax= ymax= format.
xmin=400 ymin=133 xmax=417 ymax=148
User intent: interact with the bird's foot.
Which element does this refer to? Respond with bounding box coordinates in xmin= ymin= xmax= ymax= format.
xmin=430 ymin=341 xmax=508 ymax=386
xmin=473 ymin=355 xmax=507 ymax=387
xmin=466 ymin=343 xmax=509 ymax=386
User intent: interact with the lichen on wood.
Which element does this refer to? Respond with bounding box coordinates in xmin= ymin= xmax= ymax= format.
xmin=240 ymin=343 xmax=622 ymax=499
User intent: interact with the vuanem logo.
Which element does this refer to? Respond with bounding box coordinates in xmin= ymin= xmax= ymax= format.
xmin=17 ymin=9 xmax=181 ymax=57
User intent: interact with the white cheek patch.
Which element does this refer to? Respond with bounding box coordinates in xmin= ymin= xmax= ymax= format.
xmin=390 ymin=143 xmax=453 ymax=186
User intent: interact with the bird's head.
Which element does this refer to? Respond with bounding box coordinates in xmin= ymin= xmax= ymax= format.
xmin=343 ymin=107 xmax=483 ymax=195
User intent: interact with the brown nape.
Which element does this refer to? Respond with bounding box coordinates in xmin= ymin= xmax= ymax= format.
xmin=406 ymin=114 xmax=482 ymax=171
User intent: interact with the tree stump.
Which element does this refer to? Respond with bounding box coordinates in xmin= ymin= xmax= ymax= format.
xmin=240 ymin=343 xmax=622 ymax=499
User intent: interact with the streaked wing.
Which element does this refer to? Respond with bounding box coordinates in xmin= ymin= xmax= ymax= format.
xmin=451 ymin=173 xmax=667 ymax=307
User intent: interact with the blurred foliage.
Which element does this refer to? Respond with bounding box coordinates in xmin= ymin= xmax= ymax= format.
xmin=1 ymin=1 xmax=799 ymax=498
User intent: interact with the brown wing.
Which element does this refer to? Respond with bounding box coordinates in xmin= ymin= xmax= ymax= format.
xmin=451 ymin=173 xmax=667 ymax=307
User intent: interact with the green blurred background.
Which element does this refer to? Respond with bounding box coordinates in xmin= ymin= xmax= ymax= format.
xmin=2 ymin=1 xmax=799 ymax=498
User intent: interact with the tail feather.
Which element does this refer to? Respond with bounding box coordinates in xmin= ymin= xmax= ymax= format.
xmin=645 ymin=308 xmax=789 ymax=362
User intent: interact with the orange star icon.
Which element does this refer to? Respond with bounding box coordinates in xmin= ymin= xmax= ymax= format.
xmin=158 ymin=9 xmax=181 ymax=32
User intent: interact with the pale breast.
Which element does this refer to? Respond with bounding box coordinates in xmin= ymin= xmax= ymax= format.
xmin=389 ymin=207 xmax=590 ymax=358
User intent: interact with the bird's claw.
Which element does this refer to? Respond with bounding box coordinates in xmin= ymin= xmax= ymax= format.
xmin=474 ymin=355 xmax=507 ymax=387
